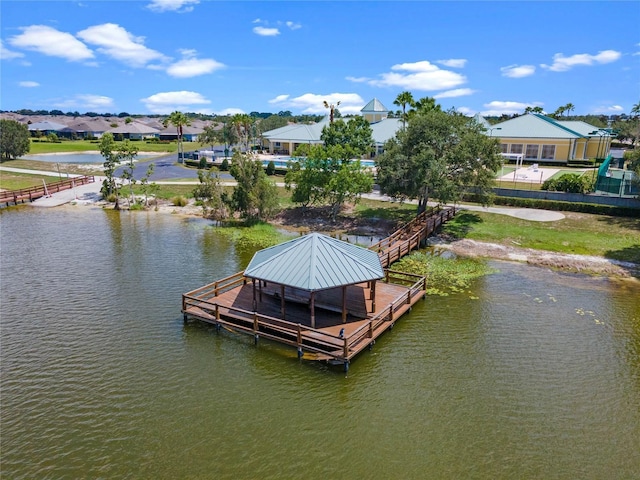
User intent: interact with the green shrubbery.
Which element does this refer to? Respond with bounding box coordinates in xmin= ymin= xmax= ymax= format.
xmin=541 ymin=173 xmax=591 ymax=193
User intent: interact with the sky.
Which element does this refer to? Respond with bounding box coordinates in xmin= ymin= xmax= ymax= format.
xmin=1 ymin=1 xmax=638 ymax=118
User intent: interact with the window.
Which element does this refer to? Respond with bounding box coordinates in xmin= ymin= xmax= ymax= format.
xmin=500 ymin=144 xmax=508 ymax=153
xmin=525 ymin=144 xmax=539 ymax=159
xmin=510 ymin=144 xmax=523 ymax=154
xmin=541 ymin=145 xmax=555 ymax=160
xmin=275 ymin=142 xmax=281 ymax=147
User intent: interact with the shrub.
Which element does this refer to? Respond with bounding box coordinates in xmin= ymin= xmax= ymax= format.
xmin=220 ymin=158 xmax=229 ymax=171
xmin=265 ymin=160 xmax=276 ymax=176
xmin=541 ymin=173 xmax=590 ymax=193
xmin=171 ymin=195 xmax=188 ymax=207
xmin=199 ymin=156 xmax=208 ymax=169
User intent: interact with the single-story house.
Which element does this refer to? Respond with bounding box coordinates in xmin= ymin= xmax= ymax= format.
xmin=489 ymin=113 xmax=614 ymax=164
xmin=106 ymin=121 xmax=160 ymax=140
xmin=27 ymin=121 xmax=69 ymax=136
xmin=158 ymin=125 xmax=204 ymax=142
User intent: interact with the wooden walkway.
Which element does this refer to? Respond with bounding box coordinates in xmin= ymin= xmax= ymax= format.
xmin=182 ymin=206 xmax=457 ymax=369
xmin=0 ymin=176 xmax=95 ymax=206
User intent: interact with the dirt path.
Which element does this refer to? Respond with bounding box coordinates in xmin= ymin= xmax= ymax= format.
xmin=430 ymin=237 xmax=639 ymax=278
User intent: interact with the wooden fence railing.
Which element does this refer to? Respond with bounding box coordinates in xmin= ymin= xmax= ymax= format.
xmin=0 ymin=176 xmax=95 ymax=206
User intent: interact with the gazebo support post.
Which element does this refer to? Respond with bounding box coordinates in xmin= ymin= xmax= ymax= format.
xmin=280 ymin=285 xmax=285 ymax=319
xmin=371 ymin=280 xmax=377 ymax=312
xmin=342 ymin=286 xmax=347 ymax=323
xmin=310 ymin=292 xmax=316 ymax=329
xmin=252 ymin=278 xmax=257 ymax=311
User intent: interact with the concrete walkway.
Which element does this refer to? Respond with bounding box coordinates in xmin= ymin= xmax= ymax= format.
xmin=2 ymin=165 xmax=565 ymax=221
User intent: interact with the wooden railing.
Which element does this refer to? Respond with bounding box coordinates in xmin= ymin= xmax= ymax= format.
xmin=0 ymin=176 xmax=95 ymax=206
xmin=374 ymin=206 xmax=456 ymax=268
xmin=183 ymin=270 xmax=427 ymax=363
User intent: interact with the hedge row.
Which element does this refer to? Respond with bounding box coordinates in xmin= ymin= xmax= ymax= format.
xmin=462 ymin=193 xmax=640 ymax=218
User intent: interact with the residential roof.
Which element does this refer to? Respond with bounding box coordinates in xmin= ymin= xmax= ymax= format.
xmin=262 ymin=117 xmax=329 ymax=143
xmin=244 ymin=232 xmax=384 ymax=291
xmin=27 ymin=121 xmax=69 ymax=131
xmin=370 ymin=118 xmax=402 ymax=145
xmin=492 ymin=113 xmax=594 ymax=139
xmin=107 ymin=122 xmax=160 ymax=134
xmin=361 ymin=98 xmax=389 ymax=113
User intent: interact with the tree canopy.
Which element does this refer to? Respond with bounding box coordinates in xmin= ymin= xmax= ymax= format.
xmin=0 ymin=119 xmax=30 ymax=161
xmin=285 ymin=117 xmax=375 ymax=219
xmin=376 ymin=108 xmax=503 ymax=212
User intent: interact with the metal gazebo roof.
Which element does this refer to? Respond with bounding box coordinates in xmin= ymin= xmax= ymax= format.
xmin=244 ymin=233 xmax=384 ymax=291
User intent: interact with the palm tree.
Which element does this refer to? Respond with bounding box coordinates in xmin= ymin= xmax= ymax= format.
xmin=630 ymin=101 xmax=640 ymax=118
xmin=164 ymin=111 xmax=191 ymax=163
xmin=323 ymin=100 xmax=341 ymax=124
xmin=565 ymin=103 xmax=575 ymax=117
xmin=231 ymin=113 xmax=253 ymax=151
xmin=393 ymin=91 xmax=415 ymax=129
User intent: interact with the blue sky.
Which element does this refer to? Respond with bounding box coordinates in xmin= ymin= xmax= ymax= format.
xmin=1 ymin=1 xmax=638 ymax=117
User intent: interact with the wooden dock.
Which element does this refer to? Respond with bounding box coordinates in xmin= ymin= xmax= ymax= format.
xmin=0 ymin=176 xmax=96 ymax=206
xmin=182 ymin=206 xmax=457 ymax=369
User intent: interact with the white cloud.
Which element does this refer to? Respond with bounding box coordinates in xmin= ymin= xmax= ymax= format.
xmin=345 ymin=76 xmax=369 ymax=83
xmin=286 ymin=21 xmax=302 ymax=30
xmin=268 ymin=92 xmax=365 ymax=115
xmin=1 ymin=39 xmax=24 ymax=60
xmin=434 ymin=88 xmax=475 ymax=99
xmin=501 ymin=64 xmax=536 ymax=78
xmin=141 ymin=90 xmax=211 ymax=114
xmin=481 ymin=100 xmax=544 ymax=116
xmin=541 ymin=50 xmax=621 ymax=72
xmin=9 ymin=25 xmax=94 ymax=62
xmin=147 ymin=0 xmax=199 ymax=13
xmin=217 ymin=108 xmax=245 ymax=115
xmin=591 ymin=104 xmax=624 ymax=114
xmin=268 ymin=94 xmax=290 ymax=104
xmin=167 ymin=57 xmax=225 ymax=78
xmin=367 ymin=60 xmax=467 ymax=91
xmin=253 ymin=26 xmax=280 ymax=37
xmin=77 ymin=23 xmax=167 ymax=68
xmin=52 ymin=94 xmax=114 ymax=111
xmin=455 ymin=106 xmax=475 ymax=116
xmin=19 ymin=81 xmax=39 ymax=87
xmin=437 ymin=59 xmax=466 ymax=68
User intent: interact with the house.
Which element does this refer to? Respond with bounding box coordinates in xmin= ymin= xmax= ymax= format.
xmin=106 ymin=121 xmax=160 ymax=140
xmin=260 ymin=98 xmax=401 ymax=156
xmin=489 ymin=113 xmax=613 ymax=164
xmin=158 ymin=125 xmax=204 ymax=142
xmin=27 ymin=120 xmax=69 ymax=136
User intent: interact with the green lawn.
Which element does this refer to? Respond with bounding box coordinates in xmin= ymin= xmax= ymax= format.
xmin=0 ymin=170 xmax=61 ymax=190
xmin=27 ymin=139 xmax=191 ymax=154
xmin=443 ymin=210 xmax=640 ymax=263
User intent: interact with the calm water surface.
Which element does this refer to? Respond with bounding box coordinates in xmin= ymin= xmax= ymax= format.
xmin=1 ymin=207 xmax=639 ymax=479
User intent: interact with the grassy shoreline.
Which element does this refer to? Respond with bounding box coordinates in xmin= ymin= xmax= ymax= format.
xmin=2 ymin=160 xmax=638 ymax=265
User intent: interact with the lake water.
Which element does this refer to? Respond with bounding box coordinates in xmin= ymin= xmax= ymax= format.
xmin=1 ymin=206 xmax=639 ymax=479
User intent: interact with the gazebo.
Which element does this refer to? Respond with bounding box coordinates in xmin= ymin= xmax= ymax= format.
xmin=244 ymin=233 xmax=384 ymax=328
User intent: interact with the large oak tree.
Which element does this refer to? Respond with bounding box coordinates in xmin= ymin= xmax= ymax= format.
xmin=376 ymin=108 xmax=502 ymax=212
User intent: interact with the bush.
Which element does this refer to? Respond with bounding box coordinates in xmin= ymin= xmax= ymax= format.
xmin=265 ymin=160 xmax=276 ymax=176
xmin=541 ymin=174 xmax=590 ymax=193
xmin=220 ymin=158 xmax=229 ymax=171
xmin=171 ymin=195 xmax=188 ymax=207
xmin=199 ymin=156 xmax=208 ymax=169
